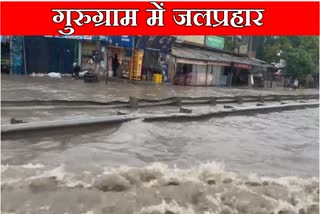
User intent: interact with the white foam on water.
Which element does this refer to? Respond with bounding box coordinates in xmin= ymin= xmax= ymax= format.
xmin=82 ymin=211 xmax=94 ymax=214
xmin=1 ymin=164 xmax=11 ymax=173
xmin=133 ymin=200 xmax=196 ymax=214
xmin=1 ymin=162 xmax=319 ymax=214
xmin=39 ymin=206 xmax=50 ymax=211
xmin=104 ymin=118 xmax=153 ymax=144
xmin=22 ymin=163 xmax=45 ymax=169
xmin=206 ymin=195 xmax=224 ymax=213
xmin=27 ymin=164 xmax=66 ymax=181
xmin=271 ymin=200 xmax=297 ymax=213
xmin=2 ymin=162 xmax=319 ymax=190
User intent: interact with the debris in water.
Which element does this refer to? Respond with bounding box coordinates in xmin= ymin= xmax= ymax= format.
xmin=10 ymin=118 xmax=25 ymax=124
xmin=223 ymin=105 xmax=234 ymax=109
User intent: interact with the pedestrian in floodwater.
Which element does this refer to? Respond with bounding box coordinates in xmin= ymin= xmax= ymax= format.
xmin=112 ymin=54 xmax=119 ymax=77
xmin=286 ymin=78 xmax=291 ymax=89
xmin=293 ymin=78 xmax=299 ymax=91
xmin=72 ymin=62 xmax=81 ymax=79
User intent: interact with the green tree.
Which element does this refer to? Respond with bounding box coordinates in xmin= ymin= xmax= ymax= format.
xmin=299 ymin=37 xmax=319 ymax=73
xmin=285 ymin=48 xmax=315 ymax=79
xmin=224 ymin=36 xmax=241 ymax=52
xmin=261 ymin=36 xmax=319 ymax=78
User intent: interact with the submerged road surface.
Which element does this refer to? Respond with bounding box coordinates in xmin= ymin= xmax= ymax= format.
xmin=1 ymin=108 xmax=319 ymax=214
xmin=2 ymin=74 xmax=318 ymax=102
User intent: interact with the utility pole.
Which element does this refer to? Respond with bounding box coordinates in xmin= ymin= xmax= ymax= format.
xmin=248 ymin=36 xmax=253 ymax=57
xmin=105 ymin=44 xmax=109 ymax=84
xmin=23 ymin=36 xmax=27 ymax=75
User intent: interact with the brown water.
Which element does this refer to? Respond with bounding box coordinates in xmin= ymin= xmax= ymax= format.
xmin=1 ymin=108 xmax=319 ymax=214
xmin=2 ymin=74 xmax=318 ymax=102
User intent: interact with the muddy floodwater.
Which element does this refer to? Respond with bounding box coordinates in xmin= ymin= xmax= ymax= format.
xmin=1 ymin=108 xmax=319 ymax=214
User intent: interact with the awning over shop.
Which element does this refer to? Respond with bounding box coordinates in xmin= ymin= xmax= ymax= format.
xmin=171 ymin=46 xmax=273 ymax=68
xmin=136 ymin=36 xmax=176 ymax=53
xmin=44 ymin=35 xmax=105 ymax=40
xmin=44 ymin=35 xmax=134 ymax=48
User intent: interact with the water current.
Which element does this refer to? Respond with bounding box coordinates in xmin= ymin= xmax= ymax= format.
xmin=1 ymin=108 xmax=319 ymax=214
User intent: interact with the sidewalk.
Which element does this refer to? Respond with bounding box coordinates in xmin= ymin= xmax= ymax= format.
xmin=1 ymin=74 xmax=319 ymax=102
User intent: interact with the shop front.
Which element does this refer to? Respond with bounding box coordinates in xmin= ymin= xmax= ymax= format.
xmin=80 ymin=38 xmax=97 ymax=72
xmin=135 ymin=36 xmax=176 ymax=83
xmin=230 ymin=63 xmax=252 ymax=87
xmin=24 ymin=36 xmax=78 ymax=75
xmin=174 ymin=58 xmax=206 ymax=86
xmin=107 ymin=36 xmax=134 ymax=78
xmin=207 ymin=62 xmax=231 ymax=86
xmin=170 ymin=45 xmax=271 ymax=87
xmin=79 ymin=36 xmax=109 ymax=77
xmin=1 ymin=36 xmax=11 ymax=74
xmin=171 ymin=46 xmax=230 ymax=86
xmin=23 ymin=36 xmax=111 ymax=76
xmin=141 ymin=49 xmax=162 ymax=81
xmin=174 ymin=59 xmax=230 ymax=86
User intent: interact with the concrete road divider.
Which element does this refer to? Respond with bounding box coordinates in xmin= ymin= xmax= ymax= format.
xmin=1 ymin=102 xmax=318 ymax=136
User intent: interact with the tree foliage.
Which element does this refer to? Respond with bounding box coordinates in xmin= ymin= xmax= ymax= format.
xmin=261 ymin=36 xmax=319 ymax=78
xmin=286 ymin=49 xmax=315 ymax=79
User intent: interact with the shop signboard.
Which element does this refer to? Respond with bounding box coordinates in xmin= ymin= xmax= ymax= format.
xmin=176 ymin=36 xmax=205 ymax=46
xmin=130 ymin=49 xmax=144 ymax=80
xmin=44 ymin=35 xmax=87 ymax=40
xmin=1 ymin=36 xmax=10 ymax=43
xmin=108 ymin=36 xmax=134 ymax=48
xmin=234 ymin=63 xmax=252 ymax=69
xmin=44 ymin=35 xmax=106 ymax=41
xmin=98 ymin=36 xmax=109 ymax=41
xmin=82 ymin=35 xmax=93 ymax=40
xmin=205 ymin=36 xmax=225 ymax=49
xmin=135 ymin=36 xmax=176 ymax=53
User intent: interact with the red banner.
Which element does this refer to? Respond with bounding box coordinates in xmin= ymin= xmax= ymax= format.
xmin=1 ymin=1 xmax=319 ymax=35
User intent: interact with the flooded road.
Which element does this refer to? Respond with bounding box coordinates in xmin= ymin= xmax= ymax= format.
xmin=2 ymin=74 xmax=318 ymax=102
xmin=1 ymin=108 xmax=319 ymax=214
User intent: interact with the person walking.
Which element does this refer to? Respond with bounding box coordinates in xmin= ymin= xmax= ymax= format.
xmin=285 ymin=78 xmax=291 ymax=89
xmin=112 ymin=54 xmax=119 ymax=77
xmin=293 ymin=78 xmax=299 ymax=91
xmin=72 ymin=62 xmax=81 ymax=79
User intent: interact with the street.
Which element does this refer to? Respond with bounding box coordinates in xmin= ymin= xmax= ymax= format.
xmin=2 ymin=74 xmax=318 ymax=102
xmin=1 ymin=74 xmax=319 ymax=214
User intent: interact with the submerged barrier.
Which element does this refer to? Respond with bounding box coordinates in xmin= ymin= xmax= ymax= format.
xmin=2 ymin=102 xmax=319 ymax=136
xmin=1 ymin=94 xmax=319 ymax=110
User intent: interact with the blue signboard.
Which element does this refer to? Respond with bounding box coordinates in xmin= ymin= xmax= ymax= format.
xmin=1 ymin=36 xmax=9 ymax=43
xmin=108 ymin=36 xmax=134 ymax=48
xmin=44 ymin=35 xmax=109 ymax=41
xmin=45 ymin=35 xmax=91 ymax=40
xmin=44 ymin=35 xmax=133 ymax=48
xmin=98 ymin=36 xmax=109 ymax=41
xmin=136 ymin=36 xmax=176 ymax=53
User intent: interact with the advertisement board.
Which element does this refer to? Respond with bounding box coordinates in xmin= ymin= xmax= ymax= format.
xmin=205 ymin=36 xmax=225 ymax=49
